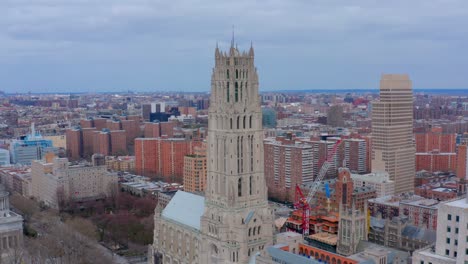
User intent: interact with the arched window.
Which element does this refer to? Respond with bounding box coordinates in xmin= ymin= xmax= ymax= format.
xmin=257 ymin=226 xmax=261 ymax=235
xmin=227 ymin=69 xmax=230 ymax=79
xmin=237 ymin=137 xmax=240 ymax=174
xmin=227 ymin=82 xmax=230 ymax=102
xmin=237 ymin=116 xmax=240 ymax=129
xmin=235 ymin=82 xmax=239 ymax=102
xmin=240 ymin=136 xmax=244 ymax=173
xmin=243 ymin=116 xmax=246 ymax=129
xmin=230 ymin=118 xmax=233 ymax=129
xmin=240 ymin=82 xmax=243 ymax=100
xmin=250 ymin=136 xmax=254 ymax=171
xmin=236 ymin=69 xmax=239 ymax=79
xmin=248 ymin=228 xmax=251 ymax=237
xmin=249 ymin=115 xmax=252 ymax=128
xmin=249 ymin=176 xmax=253 ymax=195
xmin=253 ymin=227 xmax=256 ymax=236
xmin=238 ymin=178 xmax=242 ymax=197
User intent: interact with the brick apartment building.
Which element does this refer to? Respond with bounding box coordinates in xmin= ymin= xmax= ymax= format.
xmin=183 ymin=144 xmax=207 ymax=194
xmin=66 ymin=116 xmax=140 ymax=160
xmin=457 ymin=143 xmax=467 ymax=179
xmin=343 ymin=138 xmax=368 ymax=174
xmin=134 ymin=137 xmax=202 ymax=183
xmin=264 ymin=137 xmax=313 ymax=202
xmin=143 ymin=121 xmax=176 ymax=138
xmin=415 ymin=127 xmax=457 ymax=172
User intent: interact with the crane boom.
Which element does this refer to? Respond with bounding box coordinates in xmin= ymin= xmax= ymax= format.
xmin=294 ymin=139 xmax=342 ymax=236
xmin=305 ymin=139 xmax=341 ymax=204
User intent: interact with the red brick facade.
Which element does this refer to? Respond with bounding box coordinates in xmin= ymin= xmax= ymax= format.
xmin=415 ymin=127 xmax=457 ymax=172
xmin=135 ymin=138 xmax=201 ymax=183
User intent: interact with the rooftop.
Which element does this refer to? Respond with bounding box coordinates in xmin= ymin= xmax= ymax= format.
xmin=161 ymin=191 xmax=205 ymax=230
xmin=308 ymin=232 xmax=338 ymax=245
xmin=351 ymin=171 xmax=393 ymax=183
xmin=265 ymin=246 xmax=320 ymax=264
xmin=445 ymin=197 xmax=468 ymax=209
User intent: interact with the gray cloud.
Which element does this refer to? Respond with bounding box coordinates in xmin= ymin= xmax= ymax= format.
xmin=0 ymin=0 xmax=468 ymax=92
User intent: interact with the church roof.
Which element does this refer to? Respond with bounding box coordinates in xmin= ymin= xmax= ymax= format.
xmin=161 ymin=191 xmax=205 ymax=230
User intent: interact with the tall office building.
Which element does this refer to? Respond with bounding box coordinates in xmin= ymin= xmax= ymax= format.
xmin=151 ymin=41 xmax=273 ymax=264
xmin=372 ymin=74 xmax=415 ymax=194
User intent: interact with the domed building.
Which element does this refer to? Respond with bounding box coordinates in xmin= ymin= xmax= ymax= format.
xmin=0 ymin=185 xmax=24 ymax=259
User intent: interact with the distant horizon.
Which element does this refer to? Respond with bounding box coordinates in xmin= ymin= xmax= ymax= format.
xmin=2 ymin=88 xmax=468 ymax=96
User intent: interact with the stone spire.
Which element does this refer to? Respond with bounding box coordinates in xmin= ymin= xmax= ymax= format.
xmin=200 ymin=41 xmax=273 ymax=263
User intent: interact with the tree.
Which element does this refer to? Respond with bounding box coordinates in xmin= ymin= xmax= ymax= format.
xmin=56 ymin=186 xmax=68 ymax=210
xmin=65 ymin=218 xmax=98 ymax=240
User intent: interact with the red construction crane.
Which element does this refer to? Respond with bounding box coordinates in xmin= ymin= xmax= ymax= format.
xmin=294 ymin=139 xmax=342 ymax=236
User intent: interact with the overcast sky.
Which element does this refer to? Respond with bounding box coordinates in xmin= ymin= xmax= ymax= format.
xmin=1 ymin=0 xmax=468 ymax=93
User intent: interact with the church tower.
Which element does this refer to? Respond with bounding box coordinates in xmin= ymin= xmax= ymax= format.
xmin=199 ymin=40 xmax=274 ymax=263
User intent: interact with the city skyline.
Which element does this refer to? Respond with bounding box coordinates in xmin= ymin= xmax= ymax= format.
xmin=2 ymin=1 xmax=468 ymax=93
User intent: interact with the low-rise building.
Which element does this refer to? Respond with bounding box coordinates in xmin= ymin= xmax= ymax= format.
xmin=368 ymin=216 xmax=436 ymax=253
xmin=368 ymin=194 xmax=441 ymax=231
xmin=0 ymin=167 xmax=32 ymax=197
xmin=105 ymin=156 xmax=135 ymax=172
xmin=412 ymin=197 xmax=468 ymax=264
xmin=351 ymin=171 xmax=395 ymax=197
xmin=31 ymin=157 xmax=118 ymax=209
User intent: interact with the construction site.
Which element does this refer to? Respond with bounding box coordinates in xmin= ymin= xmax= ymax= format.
xmin=283 ymin=139 xmax=376 ymax=253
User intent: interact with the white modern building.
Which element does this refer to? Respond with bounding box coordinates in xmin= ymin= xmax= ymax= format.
xmin=0 ymin=149 xmax=10 ymax=167
xmin=413 ymin=196 xmax=468 ymax=264
xmin=351 ymin=171 xmax=395 ymax=197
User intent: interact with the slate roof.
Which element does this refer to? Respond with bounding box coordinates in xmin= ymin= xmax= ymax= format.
xmin=161 ymin=191 xmax=205 ymax=230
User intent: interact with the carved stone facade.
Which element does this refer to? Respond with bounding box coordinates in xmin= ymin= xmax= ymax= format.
xmin=150 ymin=41 xmax=273 ymax=264
xmin=200 ymin=40 xmax=274 ymax=264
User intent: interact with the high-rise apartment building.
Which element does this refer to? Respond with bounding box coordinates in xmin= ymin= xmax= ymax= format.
xmin=372 ymin=74 xmax=415 ymax=194
xmin=415 ymin=127 xmax=457 ymax=172
xmin=151 ymin=42 xmax=273 ymax=264
xmin=457 ymin=144 xmax=468 ymax=179
xmin=134 ymin=137 xmax=200 ymax=182
xmin=327 ymin=105 xmax=344 ymax=127
xmin=66 ymin=116 xmax=137 ymax=160
xmin=183 ymin=145 xmax=207 ymax=194
xmin=264 ymin=137 xmax=313 ymax=202
xmin=343 ymin=138 xmax=368 ymax=174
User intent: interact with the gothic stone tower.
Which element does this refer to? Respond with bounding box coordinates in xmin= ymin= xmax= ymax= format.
xmin=336 ymin=169 xmax=368 ymax=256
xmin=199 ymin=42 xmax=274 ymax=264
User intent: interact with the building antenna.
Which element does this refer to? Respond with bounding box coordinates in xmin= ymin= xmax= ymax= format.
xmin=231 ymin=25 xmax=235 ymax=47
